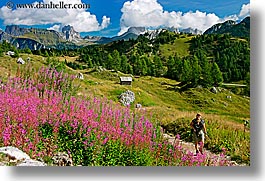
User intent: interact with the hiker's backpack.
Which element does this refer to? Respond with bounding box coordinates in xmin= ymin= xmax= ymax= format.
xmin=191 ymin=119 xmax=205 ymax=133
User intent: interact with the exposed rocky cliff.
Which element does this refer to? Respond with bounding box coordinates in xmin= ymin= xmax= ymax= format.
xmin=12 ymin=38 xmax=45 ymax=50
xmin=5 ymin=25 xmax=28 ymax=36
xmin=0 ymin=25 xmax=83 ymax=49
xmin=61 ymin=25 xmax=82 ymax=41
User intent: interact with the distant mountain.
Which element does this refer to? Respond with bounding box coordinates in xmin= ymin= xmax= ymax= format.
xmin=0 ymin=25 xmax=148 ymax=49
xmin=0 ymin=25 xmax=86 ymax=50
xmin=125 ymin=27 xmax=146 ymax=35
xmin=203 ymin=16 xmax=250 ymax=38
xmin=92 ymin=27 xmax=147 ymax=44
xmin=1 ymin=17 xmax=249 ymax=51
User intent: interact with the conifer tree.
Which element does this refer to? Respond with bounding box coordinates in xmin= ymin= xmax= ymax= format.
xmin=191 ymin=56 xmax=202 ymax=86
xmin=153 ymin=55 xmax=164 ymax=77
xmin=120 ymin=54 xmax=128 ymax=73
xmin=112 ymin=50 xmax=121 ymax=71
xmin=200 ymin=58 xmax=213 ymax=87
xmin=211 ymin=62 xmax=223 ymax=86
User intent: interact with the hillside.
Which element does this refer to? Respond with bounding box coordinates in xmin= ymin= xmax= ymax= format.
xmin=203 ymin=16 xmax=250 ymax=38
xmin=0 ymin=52 xmax=250 ymax=164
xmin=159 ymin=34 xmax=193 ymax=58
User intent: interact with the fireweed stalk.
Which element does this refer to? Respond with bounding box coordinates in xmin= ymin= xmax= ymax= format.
xmin=0 ymin=67 xmax=231 ymax=166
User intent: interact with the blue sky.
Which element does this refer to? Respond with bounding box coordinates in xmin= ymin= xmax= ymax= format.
xmin=0 ymin=0 xmax=250 ymax=37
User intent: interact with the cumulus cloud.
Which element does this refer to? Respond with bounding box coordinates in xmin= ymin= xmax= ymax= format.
xmin=179 ymin=11 xmax=220 ymax=31
xmin=0 ymin=0 xmax=110 ymax=32
xmin=47 ymin=24 xmax=61 ymax=32
xmin=119 ymin=0 xmax=248 ymax=35
xmin=239 ymin=3 xmax=250 ymax=18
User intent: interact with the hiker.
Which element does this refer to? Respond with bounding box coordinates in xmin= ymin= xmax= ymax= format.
xmin=190 ymin=113 xmax=207 ymax=155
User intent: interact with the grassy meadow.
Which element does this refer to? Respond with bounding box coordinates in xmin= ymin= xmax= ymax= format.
xmin=0 ymin=53 xmax=250 ymax=165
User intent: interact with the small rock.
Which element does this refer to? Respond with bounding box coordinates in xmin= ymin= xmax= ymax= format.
xmin=226 ymin=95 xmax=232 ymax=99
xmin=77 ymin=72 xmax=84 ymax=80
xmin=17 ymin=57 xmax=25 ymax=64
xmin=210 ymin=87 xmax=218 ymax=94
xmin=6 ymin=51 xmax=15 ymax=56
xmin=135 ymin=103 xmax=142 ymax=108
xmin=0 ymin=146 xmax=47 ymax=166
xmin=52 ymin=152 xmax=73 ymax=166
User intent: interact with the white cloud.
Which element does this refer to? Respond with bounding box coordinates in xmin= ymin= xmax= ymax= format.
xmin=180 ymin=10 xmax=220 ymax=30
xmin=239 ymin=3 xmax=250 ymax=18
xmin=100 ymin=16 xmax=111 ymax=29
xmin=119 ymin=0 xmax=248 ymax=35
xmin=0 ymin=0 xmax=110 ymax=32
xmin=47 ymin=24 xmax=61 ymax=32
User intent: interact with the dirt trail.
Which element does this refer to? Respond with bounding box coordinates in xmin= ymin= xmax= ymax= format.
xmin=163 ymin=133 xmax=245 ymax=166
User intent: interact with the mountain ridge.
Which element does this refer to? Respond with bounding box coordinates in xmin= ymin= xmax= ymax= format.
xmin=203 ymin=16 xmax=250 ymax=38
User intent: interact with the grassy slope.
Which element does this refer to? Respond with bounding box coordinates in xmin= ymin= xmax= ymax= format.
xmin=0 ymin=53 xmax=250 ymax=124
xmin=159 ymin=35 xmax=193 ymax=58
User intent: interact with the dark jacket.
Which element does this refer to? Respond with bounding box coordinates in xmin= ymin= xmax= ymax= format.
xmin=191 ymin=119 xmax=205 ymax=134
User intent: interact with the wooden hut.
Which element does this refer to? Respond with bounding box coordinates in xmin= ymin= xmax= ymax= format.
xmin=120 ymin=77 xmax=132 ymax=85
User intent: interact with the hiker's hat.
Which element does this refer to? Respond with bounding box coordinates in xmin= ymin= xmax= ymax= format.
xmin=196 ymin=113 xmax=201 ymax=116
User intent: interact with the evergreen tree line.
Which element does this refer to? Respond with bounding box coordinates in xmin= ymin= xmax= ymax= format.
xmin=77 ymin=33 xmax=249 ymax=89
xmin=1 ymin=31 xmax=250 ymax=92
xmin=189 ymin=34 xmax=250 ymax=83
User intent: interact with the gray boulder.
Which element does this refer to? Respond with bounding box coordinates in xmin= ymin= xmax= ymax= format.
xmin=52 ymin=152 xmax=73 ymax=166
xmin=119 ymin=90 xmax=135 ymax=106
xmin=0 ymin=146 xmax=47 ymax=166
xmin=0 ymin=146 xmax=30 ymax=160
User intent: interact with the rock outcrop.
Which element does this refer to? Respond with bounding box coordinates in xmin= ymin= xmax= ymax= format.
xmin=62 ymin=25 xmax=81 ymax=41
xmin=5 ymin=25 xmax=28 ymax=36
xmin=0 ymin=146 xmax=47 ymax=166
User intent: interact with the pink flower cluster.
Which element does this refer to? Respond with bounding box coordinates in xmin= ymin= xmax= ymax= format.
xmin=0 ymin=72 xmax=159 ymax=159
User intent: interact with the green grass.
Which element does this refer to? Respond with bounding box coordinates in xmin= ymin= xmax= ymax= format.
xmin=21 ymin=31 xmax=65 ymax=45
xmin=159 ymin=36 xmax=193 ymax=58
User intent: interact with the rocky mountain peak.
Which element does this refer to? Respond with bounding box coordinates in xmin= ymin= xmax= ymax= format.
xmin=61 ymin=25 xmax=81 ymax=41
xmin=5 ymin=25 xmax=28 ymax=36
